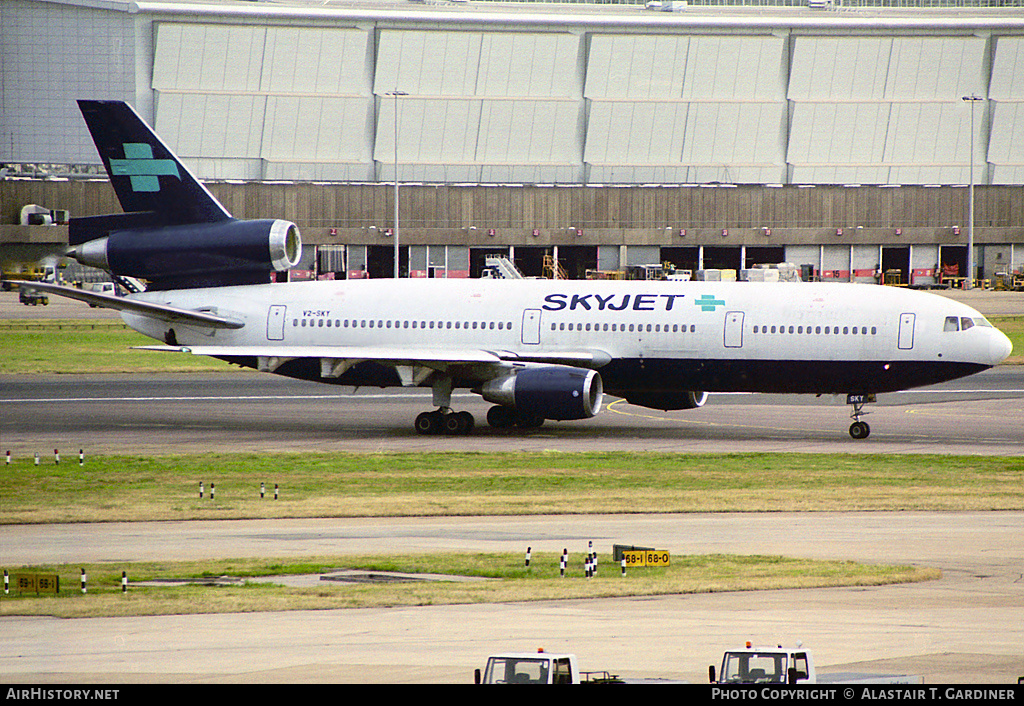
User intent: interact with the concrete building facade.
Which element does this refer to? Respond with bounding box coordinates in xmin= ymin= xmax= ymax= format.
xmin=2 ymin=0 xmax=1024 ymax=284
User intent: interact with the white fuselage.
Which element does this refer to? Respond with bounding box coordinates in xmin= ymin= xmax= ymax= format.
xmin=123 ymin=278 xmax=1011 ymax=397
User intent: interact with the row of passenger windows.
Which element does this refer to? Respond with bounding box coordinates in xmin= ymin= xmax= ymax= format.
xmin=753 ymin=324 xmax=877 ymax=335
xmin=550 ymin=322 xmax=697 ymax=333
xmin=294 ymin=318 xmax=514 ymax=331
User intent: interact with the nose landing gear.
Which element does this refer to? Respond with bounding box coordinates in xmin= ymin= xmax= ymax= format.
xmin=846 ymin=393 xmax=876 ymax=439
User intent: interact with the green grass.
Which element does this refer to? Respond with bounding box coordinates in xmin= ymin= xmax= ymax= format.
xmin=2 ymin=451 xmax=1021 ymax=524
xmin=0 ymin=552 xmax=940 ymax=618
xmin=0 ymin=320 xmax=229 ymax=374
xmin=993 ymin=315 xmax=1024 ymax=363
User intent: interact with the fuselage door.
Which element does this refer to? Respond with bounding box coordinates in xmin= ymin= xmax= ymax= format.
xmin=724 ymin=311 xmax=744 ymax=348
xmin=898 ymin=312 xmax=915 ymax=350
xmin=267 ymin=305 xmax=287 ymax=341
xmin=522 ymin=309 xmax=541 ymax=345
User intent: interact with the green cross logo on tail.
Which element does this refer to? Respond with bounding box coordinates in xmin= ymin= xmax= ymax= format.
xmin=695 ymin=294 xmax=726 ymax=312
xmin=110 ymin=143 xmax=179 ymax=192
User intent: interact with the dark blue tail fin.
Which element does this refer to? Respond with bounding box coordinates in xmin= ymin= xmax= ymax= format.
xmin=71 ymin=100 xmax=231 ymax=244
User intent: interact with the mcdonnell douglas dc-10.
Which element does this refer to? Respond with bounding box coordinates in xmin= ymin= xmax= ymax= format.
xmin=21 ymin=100 xmax=1013 ymax=438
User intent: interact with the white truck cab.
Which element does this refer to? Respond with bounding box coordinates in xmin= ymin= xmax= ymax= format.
xmin=476 ymin=651 xmax=580 ymax=684
xmin=710 ymin=643 xmax=920 ymax=685
xmin=711 ymin=643 xmax=814 ymax=684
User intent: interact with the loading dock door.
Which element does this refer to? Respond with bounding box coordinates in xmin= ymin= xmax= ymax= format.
xmin=267 ymin=305 xmax=287 ymax=341
xmin=898 ymin=313 xmax=915 ymax=350
xmin=724 ymin=311 xmax=744 ymax=348
xmin=522 ymin=309 xmax=541 ymax=345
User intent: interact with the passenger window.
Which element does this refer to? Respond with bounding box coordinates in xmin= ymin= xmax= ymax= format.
xmin=944 ymin=316 xmax=960 ymax=332
xmin=961 ymin=317 xmax=974 ymax=331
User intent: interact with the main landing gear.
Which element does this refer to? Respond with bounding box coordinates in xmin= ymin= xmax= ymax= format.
xmin=415 ymin=409 xmax=475 ymax=436
xmin=414 ymin=374 xmax=475 ymax=435
xmin=846 ymin=393 xmax=876 ymax=439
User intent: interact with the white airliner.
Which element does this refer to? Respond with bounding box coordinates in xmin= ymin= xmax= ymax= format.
xmin=20 ymin=101 xmax=1013 ymax=439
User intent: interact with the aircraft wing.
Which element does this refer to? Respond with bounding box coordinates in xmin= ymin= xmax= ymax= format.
xmin=134 ymin=345 xmax=504 ymax=365
xmin=17 ymin=282 xmax=244 ymax=330
xmin=133 ymin=345 xmax=612 ymax=378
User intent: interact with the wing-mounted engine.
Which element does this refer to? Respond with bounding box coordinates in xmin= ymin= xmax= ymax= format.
xmin=622 ymin=390 xmax=707 ymax=411
xmin=67 ymin=218 xmax=301 ymax=290
xmin=478 ymin=365 xmax=604 ymax=421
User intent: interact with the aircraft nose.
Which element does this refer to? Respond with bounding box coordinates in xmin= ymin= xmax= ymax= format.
xmin=990 ymin=328 xmax=1013 ymax=365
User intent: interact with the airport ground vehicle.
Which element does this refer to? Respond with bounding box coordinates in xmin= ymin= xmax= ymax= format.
xmin=710 ymin=644 xmax=920 ymax=685
xmin=476 ymin=651 xmax=593 ymax=684
xmin=18 ymin=287 xmax=48 ymax=305
xmin=474 ymin=650 xmax=687 ymax=684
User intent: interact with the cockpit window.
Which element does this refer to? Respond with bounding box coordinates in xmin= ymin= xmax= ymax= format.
xmin=945 ymin=315 xmax=991 ymax=332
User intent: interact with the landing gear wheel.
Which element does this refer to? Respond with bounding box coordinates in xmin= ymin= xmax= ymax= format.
xmin=849 ymin=421 xmax=870 ymax=439
xmin=415 ymin=411 xmax=443 ymax=435
xmin=487 ymin=406 xmax=516 ymax=429
xmin=417 ymin=410 xmax=475 ymax=435
xmin=444 ymin=411 xmax=475 ymax=435
xmin=515 ymin=412 xmax=545 ymax=429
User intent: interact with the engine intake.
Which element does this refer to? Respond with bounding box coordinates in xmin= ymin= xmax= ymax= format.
xmin=479 ymin=366 xmax=603 ymax=421
xmin=67 ymin=218 xmax=301 ymax=290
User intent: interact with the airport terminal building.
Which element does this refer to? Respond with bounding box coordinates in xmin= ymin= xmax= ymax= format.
xmin=3 ymin=0 xmax=1024 ymax=284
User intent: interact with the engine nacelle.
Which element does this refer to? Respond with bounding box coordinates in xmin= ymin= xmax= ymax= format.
xmin=479 ymin=366 xmax=603 ymax=421
xmin=67 ymin=218 xmax=301 ymax=290
xmin=622 ymin=390 xmax=708 ymax=411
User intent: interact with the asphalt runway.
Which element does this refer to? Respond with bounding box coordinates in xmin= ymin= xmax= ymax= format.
xmin=2 ymin=288 xmax=1022 ymax=684
xmin=2 ymin=368 xmax=1024 ymax=455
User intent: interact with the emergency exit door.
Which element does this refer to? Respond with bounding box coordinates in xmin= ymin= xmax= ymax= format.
xmin=724 ymin=311 xmax=744 ymax=348
xmin=522 ymin=309 xmax=541 ymax=345
xmin=898 ymin=313 xmax=915 ymax=350
xmin=267 ymin=305 xmax=287 ymax=341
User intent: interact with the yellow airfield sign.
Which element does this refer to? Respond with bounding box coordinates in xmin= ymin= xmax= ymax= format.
xmin=621 ymin=549 xmax=670 ymax=568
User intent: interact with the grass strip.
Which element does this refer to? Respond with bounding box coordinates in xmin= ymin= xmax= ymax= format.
xmin=0 ymin=553 xmax=940 ymax=618
xmin=2 ymin=452 xmax=1021 ymax=524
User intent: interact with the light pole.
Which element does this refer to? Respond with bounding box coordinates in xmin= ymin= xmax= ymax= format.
xmin=962 ymin=94 xmax=982 ymax=290
xmin=386 ymin=90 xmax=407 ymax=278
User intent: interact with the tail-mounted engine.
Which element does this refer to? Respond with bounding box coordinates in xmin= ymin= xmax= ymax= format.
xmin=67 ymin=218 xmax=301 ymax=290
xmin=479 ymin=366 xmax=604 ymax=421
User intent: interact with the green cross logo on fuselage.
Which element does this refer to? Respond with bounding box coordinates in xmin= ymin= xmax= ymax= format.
xmin=695 ymin=294 xmax=726 ymax=312
xmin=110 ymin=143 xmax=179 ymax=192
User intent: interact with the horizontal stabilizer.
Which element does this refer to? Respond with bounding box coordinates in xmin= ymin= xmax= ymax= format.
xmin=18 ymin=282 xmax=244 ymax=330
